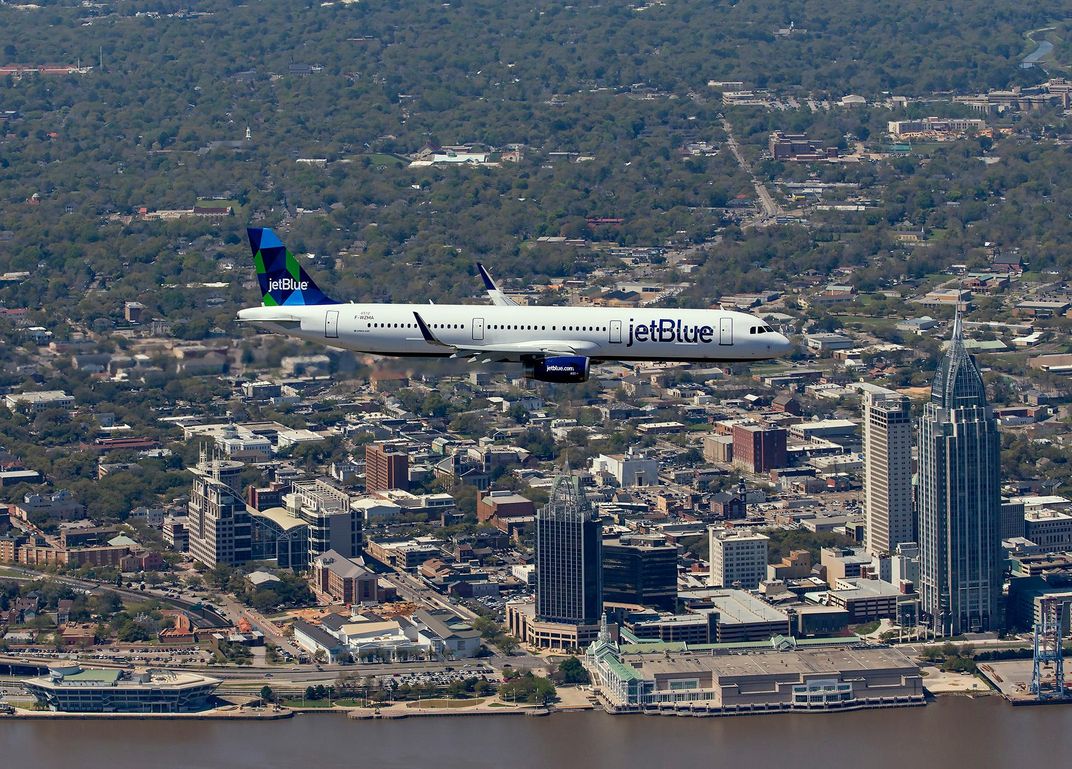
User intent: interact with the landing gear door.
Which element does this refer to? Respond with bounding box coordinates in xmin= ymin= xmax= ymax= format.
xmin=325 ymin=310 xmax=339 ymax=339
xmin=719 ymin=317 xmax=732 ymax=346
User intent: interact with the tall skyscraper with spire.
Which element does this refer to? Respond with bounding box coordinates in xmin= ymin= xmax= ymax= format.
xmin=917 ymin=316 xmax=1002 ymax=635
xmin=535 ymin=471 xmax=603 ymax=627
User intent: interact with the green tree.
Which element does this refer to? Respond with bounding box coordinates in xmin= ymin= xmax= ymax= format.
xmin=555 ymin=656 xmax=590 ymax=685
xmin=499 ymin=672 xmax=557 ymax=705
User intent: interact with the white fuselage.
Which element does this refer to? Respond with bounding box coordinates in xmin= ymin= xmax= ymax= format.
xmin=237 ymin=303 xmax=791 ymax=362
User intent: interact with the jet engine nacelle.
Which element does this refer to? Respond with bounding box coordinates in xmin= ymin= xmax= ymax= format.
xmin=525 ymin=355 xmax=591 ymax=383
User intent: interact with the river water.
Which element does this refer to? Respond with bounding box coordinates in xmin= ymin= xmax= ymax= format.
xmin=3 ymin=698 xmax=1072 ymax=768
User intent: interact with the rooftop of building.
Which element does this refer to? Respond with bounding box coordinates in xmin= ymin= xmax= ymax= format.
xmin=314 ymin=550 xmax=371 ymax=579
xmin=368 ymin=537 xmax=442 ymax=552
xmin=339 ymin=617 xmax=406 ymax=639
xmin=708 ymin=527 xmax=769 ymax=542
xmin=617 ymin=634 xmax=854 ymax=655
xmin=480 ymin=491 xmax=534 ymax=505
xmin=694 ymin=589 xmax=787 ymax=624
xmin=1025 ymin=509 xmax=1072 ymax=521
xmin=248 ymin=505 xmax=305 ymax=532
xmin=830 ymin=577 xmax=904 ymax=598
xmin=5 ymin=390 xmax=72 ymax=402
xmin=1011 ymin=495 xmax=1071 ymax=508
xmin=629 ymin=645 xmax=917 ymax=679
xmin=413 ymin=608 xmax=479 ymax=640
xmin=791 ymin=419 xmax=858 ymax=431
xmin=604 ymin=532 xmax=676 ymax=550
xmin=25 ymin=665 xmax=219 ymax=689
xmin=292 ymin=618 xmax=346 ymax=649
xmin=247 ymin=570 xmax=281 ymax=587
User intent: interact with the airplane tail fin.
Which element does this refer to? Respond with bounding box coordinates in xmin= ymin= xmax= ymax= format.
xmin=247 ymin=227 xmax=336 ymax=307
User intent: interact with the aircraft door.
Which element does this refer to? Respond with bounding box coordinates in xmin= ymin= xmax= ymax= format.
xmin=609 ymin=320 xmax=623 ymax=344
xmin=325 ymin=310 xmax=339 ymax=339
xmin=472 ymin=318 xmax=485 ymax=341
xmin=719 ymin=317 xmax=732 ymax=346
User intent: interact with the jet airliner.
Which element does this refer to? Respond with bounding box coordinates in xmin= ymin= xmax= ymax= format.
xmin=236 ymin=228 xmax=791 ymax=382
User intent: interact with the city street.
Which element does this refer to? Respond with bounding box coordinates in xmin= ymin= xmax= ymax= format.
xmin=721 ymin=116 xmax=784 ymax=223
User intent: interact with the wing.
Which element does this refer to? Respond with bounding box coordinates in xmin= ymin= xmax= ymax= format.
xmin=476 ymin=263 xmax=519 ymax=307
xmin=412 ymin=311 xmax=595 ymax=362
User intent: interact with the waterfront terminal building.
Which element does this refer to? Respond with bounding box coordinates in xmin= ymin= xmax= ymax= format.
xmin=23 ymin=665 xmax=221 ymax=713
xmin=584 ymin=626 xmax=923 ymax=714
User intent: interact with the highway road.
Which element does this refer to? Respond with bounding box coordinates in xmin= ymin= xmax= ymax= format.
xmin=2 ymin=565 xmax=230 ymax=628
xmin=721 ymin=116 xmax=783 ymax=223
xmin=0 ymin=654 xmax=510 ymax=701
xmin=0 ymin=652 xmax=488 ymax=678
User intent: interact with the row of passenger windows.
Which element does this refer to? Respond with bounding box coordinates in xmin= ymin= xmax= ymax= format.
xmin=368 ymin=322 xmax=461 ymax=329
xmin=366 ymin=322 xmax=608 ymax=332
xmin=488 ymin=325 xmax=608 ymax=332
xmin=749 ymin=325 xmax=776 ymax=335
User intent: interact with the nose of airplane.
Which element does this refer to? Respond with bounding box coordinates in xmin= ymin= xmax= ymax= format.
xmin=773 ymin=332 xmax=792 ymax=355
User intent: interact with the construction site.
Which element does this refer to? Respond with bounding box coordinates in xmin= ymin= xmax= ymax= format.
xmin=978 ymin=593 xmax=1072 ymax=704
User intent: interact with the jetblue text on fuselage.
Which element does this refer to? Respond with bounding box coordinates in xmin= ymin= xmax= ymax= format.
xmin=627 ymin=318 xmax=714 ymax=347
xmin=268 ymin=278 xmax=309 ymax=292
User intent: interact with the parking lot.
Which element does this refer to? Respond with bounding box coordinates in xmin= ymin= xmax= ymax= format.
xmin=374 ymin=664 xmax=499 ymax=688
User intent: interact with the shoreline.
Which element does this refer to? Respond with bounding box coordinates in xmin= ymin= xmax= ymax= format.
xmin=345 ymin=706 xmax=550 ymax=719
xmin=2 ymin=707 xmax=294 ymax=721
xmin=4 ymin=696 xmax=1063 ymax=769
xmin=3 ymin=689 xmax=1037 ymax=721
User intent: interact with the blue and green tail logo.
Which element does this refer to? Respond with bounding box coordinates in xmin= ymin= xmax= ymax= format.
xmin=247 ymin=227 xmax=335 ymax=306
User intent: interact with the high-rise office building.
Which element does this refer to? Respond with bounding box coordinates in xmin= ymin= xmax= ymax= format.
xmin=709 ymin=528 xmax=769 ymax=589
xmin=365 ymin=443 xmax=409 ymax=493
xmin=249 ymin=478 xmax=363 ymax=571
xmin=506 ymin=472 xmax=603 ymax=650
xmin=917 ymin=317 xmax=1002 ymax=635
xmin=861 ymin=385 xmax=914 ymax=555
xmin=535 ymin=473 xmax=603 ymax=626
xmin=187 ymin=451 xmax=251 ymax=568
xmin=999 ymin=497 xmax=1026 ymax=541
xmin=285 ymin=479 xmax=363 ymax=563
xmin=602 ymin=533 xmax=678 ymax=611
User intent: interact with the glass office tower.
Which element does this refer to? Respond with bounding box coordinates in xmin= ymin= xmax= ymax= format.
xmin=536 ymin=473 xmax=603 ymax=625
xmin=917 ymin=316 xmax=1002 ymax=635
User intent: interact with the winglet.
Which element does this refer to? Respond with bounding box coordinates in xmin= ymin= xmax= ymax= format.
xmin=413 ymin=311 xmax=451 ymax=347
xmin=477 ymin=263 xmax=496 ymax=291
xmin=476 ymin=263 xmax=519 ymax=307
